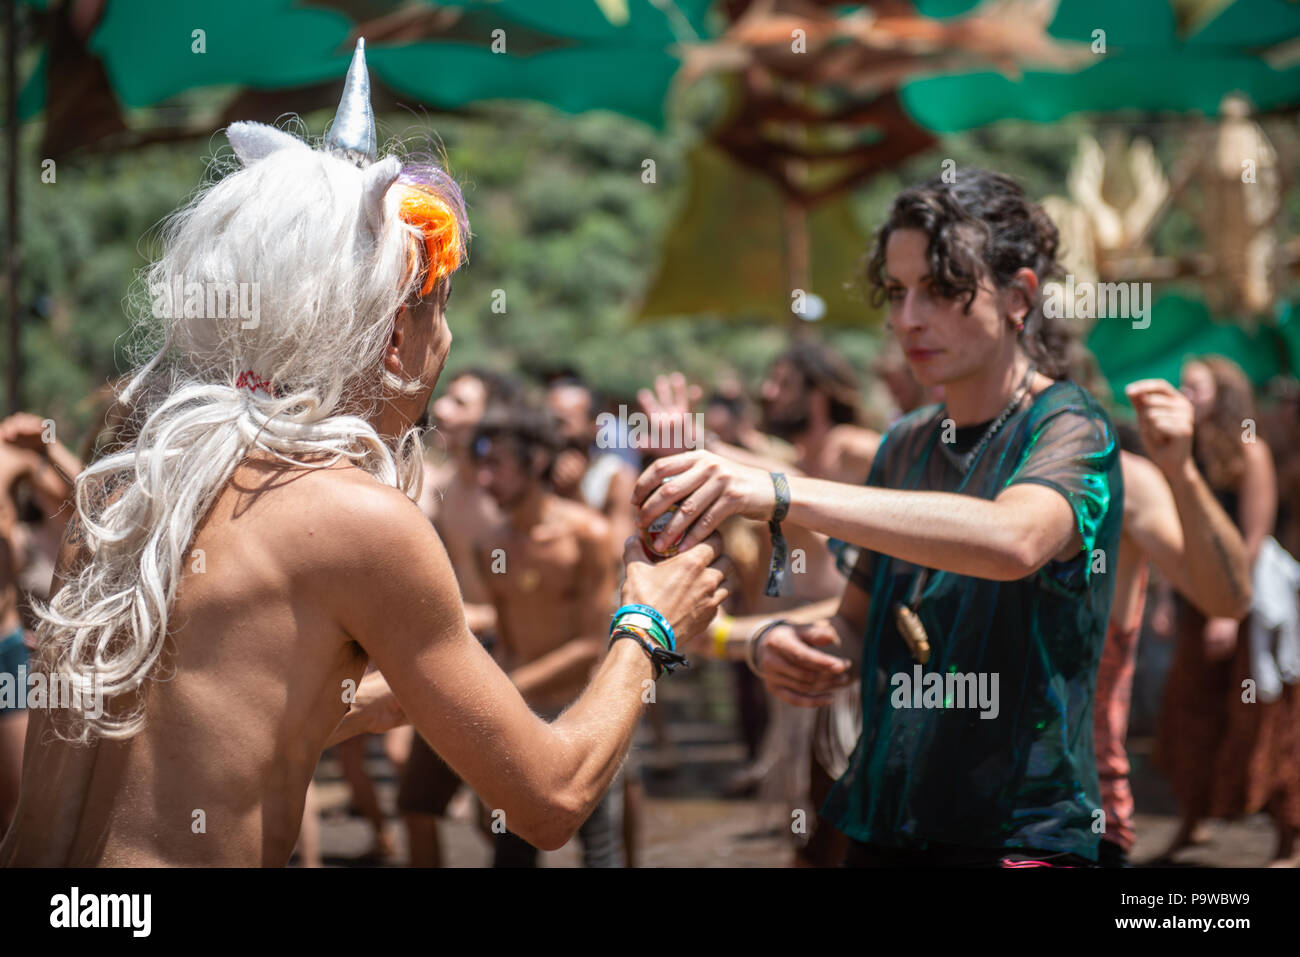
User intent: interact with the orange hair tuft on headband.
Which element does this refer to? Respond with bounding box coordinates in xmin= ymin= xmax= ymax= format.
xmin=395 ymin=184 xmax=465 ymax=297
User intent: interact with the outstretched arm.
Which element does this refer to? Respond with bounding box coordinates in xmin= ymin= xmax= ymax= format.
xmin=634 ymin=451 xmax=1081 ymax=583
xmin=331 ymin=488 xmax=727 ymax=851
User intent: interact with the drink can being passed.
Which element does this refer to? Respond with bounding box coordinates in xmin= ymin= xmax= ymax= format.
xmin=641 ymin=503 xmax=684 ymax=561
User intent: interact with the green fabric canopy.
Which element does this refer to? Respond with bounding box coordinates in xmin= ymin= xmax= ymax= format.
xmin=1087 ymin=293 xmax=1300 ymax=404
xmin=11 ymin=0 xmax=1300 ymax=339
xmin=904 ymin=0 xmax=1300 ymax=129
xmin=18 ymin=0 xmax=714 ymax=128
xmin=17 ymin=0 xmax=1300 ymax=134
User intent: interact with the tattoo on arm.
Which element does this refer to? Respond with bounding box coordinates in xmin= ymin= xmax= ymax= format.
xmin=1209 ymin=528 xmax=1250 ymax=607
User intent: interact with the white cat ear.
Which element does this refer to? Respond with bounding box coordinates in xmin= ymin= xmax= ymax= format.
xmin=361 ymin=155 xmax=402 ymax=234
xmin=226 ymin=121 xmax=310 ymax=167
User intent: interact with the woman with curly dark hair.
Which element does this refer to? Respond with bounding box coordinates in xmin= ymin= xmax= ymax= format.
xmin=1155 ymin=355 xmax=1300 ymax=865
xmin=635 ymin=168 xmax=1124 ymax=866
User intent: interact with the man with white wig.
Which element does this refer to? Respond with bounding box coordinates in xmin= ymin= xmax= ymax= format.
xmin=0 ymin=41 xmax=728 ymax=866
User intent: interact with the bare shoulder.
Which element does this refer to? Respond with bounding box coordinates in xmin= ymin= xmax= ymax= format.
xmin=239 ymin=459 xmax=438 ymax=571
xmin=1242 ymin=435 xmax=1275 ymax=471
xmin=245 ymin=457 xmax=407 ymax=511
xmin=257 ymin=461 xmax=467 ymax=639
xmin=552 ymin=495 xmax=613 ymax=549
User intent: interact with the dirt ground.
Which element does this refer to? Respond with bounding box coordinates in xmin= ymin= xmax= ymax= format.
xmin=304 ymin=659 xmax=1291 ymax=868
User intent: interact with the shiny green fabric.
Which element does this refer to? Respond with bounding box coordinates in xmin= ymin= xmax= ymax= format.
xmin=823 ymin=381 xmax=1122 ymax=860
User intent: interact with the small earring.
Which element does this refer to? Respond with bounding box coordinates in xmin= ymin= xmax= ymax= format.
xmin=1014 ymin=315 xmax=1025 ymax=333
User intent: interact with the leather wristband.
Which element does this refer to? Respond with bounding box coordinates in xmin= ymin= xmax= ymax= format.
xmin=611 ymin=626 xmax=689 ymax=679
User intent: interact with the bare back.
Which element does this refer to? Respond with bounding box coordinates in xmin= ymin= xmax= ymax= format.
xmin=0 ymin=456 xmax=387 ymax=866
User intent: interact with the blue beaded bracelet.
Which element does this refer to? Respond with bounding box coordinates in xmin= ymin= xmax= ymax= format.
xmin=610 ymin=603 xmax=676 ymax=652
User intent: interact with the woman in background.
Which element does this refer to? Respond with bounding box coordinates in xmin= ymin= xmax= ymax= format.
xmin=1156 ymin=356 xmax=1300 ymax=865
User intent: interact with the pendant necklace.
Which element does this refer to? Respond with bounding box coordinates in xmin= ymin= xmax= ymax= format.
xmin=893 ymin=363 xmax=1037 ymax=664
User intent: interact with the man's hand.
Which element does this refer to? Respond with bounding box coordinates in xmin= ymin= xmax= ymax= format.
xmin=551 ymin=448 xmax=587 ymax=499
xmin=326 ymin=671 xmax=406 ymax=747
xmin=633 ymin=450 xmax=773 ymax=553
xmin=0 ymin=412 xmax=52 ymax=453
xmin=636 ymin=372 xmax=704 ymax=458
xmin=0 ymin=413 xmax=48 ymax=485
xmin=620 ymin=533 xmax=731 ymax=644
xmin=758 ymin=620 xmax=853 ymax=707
xmin=1125 ymin=379 xmax=1194 ymax=478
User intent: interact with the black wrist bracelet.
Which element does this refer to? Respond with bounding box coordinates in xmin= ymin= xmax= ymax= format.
xmin=764 ymin=471 xmax=790 ymax=598
xmin=610 ymin=627 xmax=690 ymax=679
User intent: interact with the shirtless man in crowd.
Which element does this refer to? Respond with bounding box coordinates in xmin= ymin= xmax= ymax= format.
xmin=471 ymin=405 xmax=624 ymax=866
xmin=759 ymin=343 xmax=880 ymax=485
xmin=547 ymin=378 xmax=639 ymax=555
xmin=420 ymin=368 xmax=521 ymax=637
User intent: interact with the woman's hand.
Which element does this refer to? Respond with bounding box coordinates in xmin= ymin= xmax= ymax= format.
xmin=633 ymin=450 xmax=774 ymax=553
xmin=758 ymin=620 xmax=853 ymax=707
xmin=619 ymin=533 xmax=731 ymax=644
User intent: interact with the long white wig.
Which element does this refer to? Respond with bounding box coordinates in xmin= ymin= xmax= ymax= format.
xmin=34 ymin=118 xmax=468 ymax=743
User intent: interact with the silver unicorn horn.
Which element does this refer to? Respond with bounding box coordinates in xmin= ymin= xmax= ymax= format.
xmin=325 ymin=38 xmax=377 ymax=167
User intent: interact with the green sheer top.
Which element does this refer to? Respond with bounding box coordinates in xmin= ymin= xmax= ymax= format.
xmin=822 ymin=380 xmax=1122 ymax=860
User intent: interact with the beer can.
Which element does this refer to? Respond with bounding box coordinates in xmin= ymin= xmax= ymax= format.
xmin=641 ymin=503 xmax=682 ymax=561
